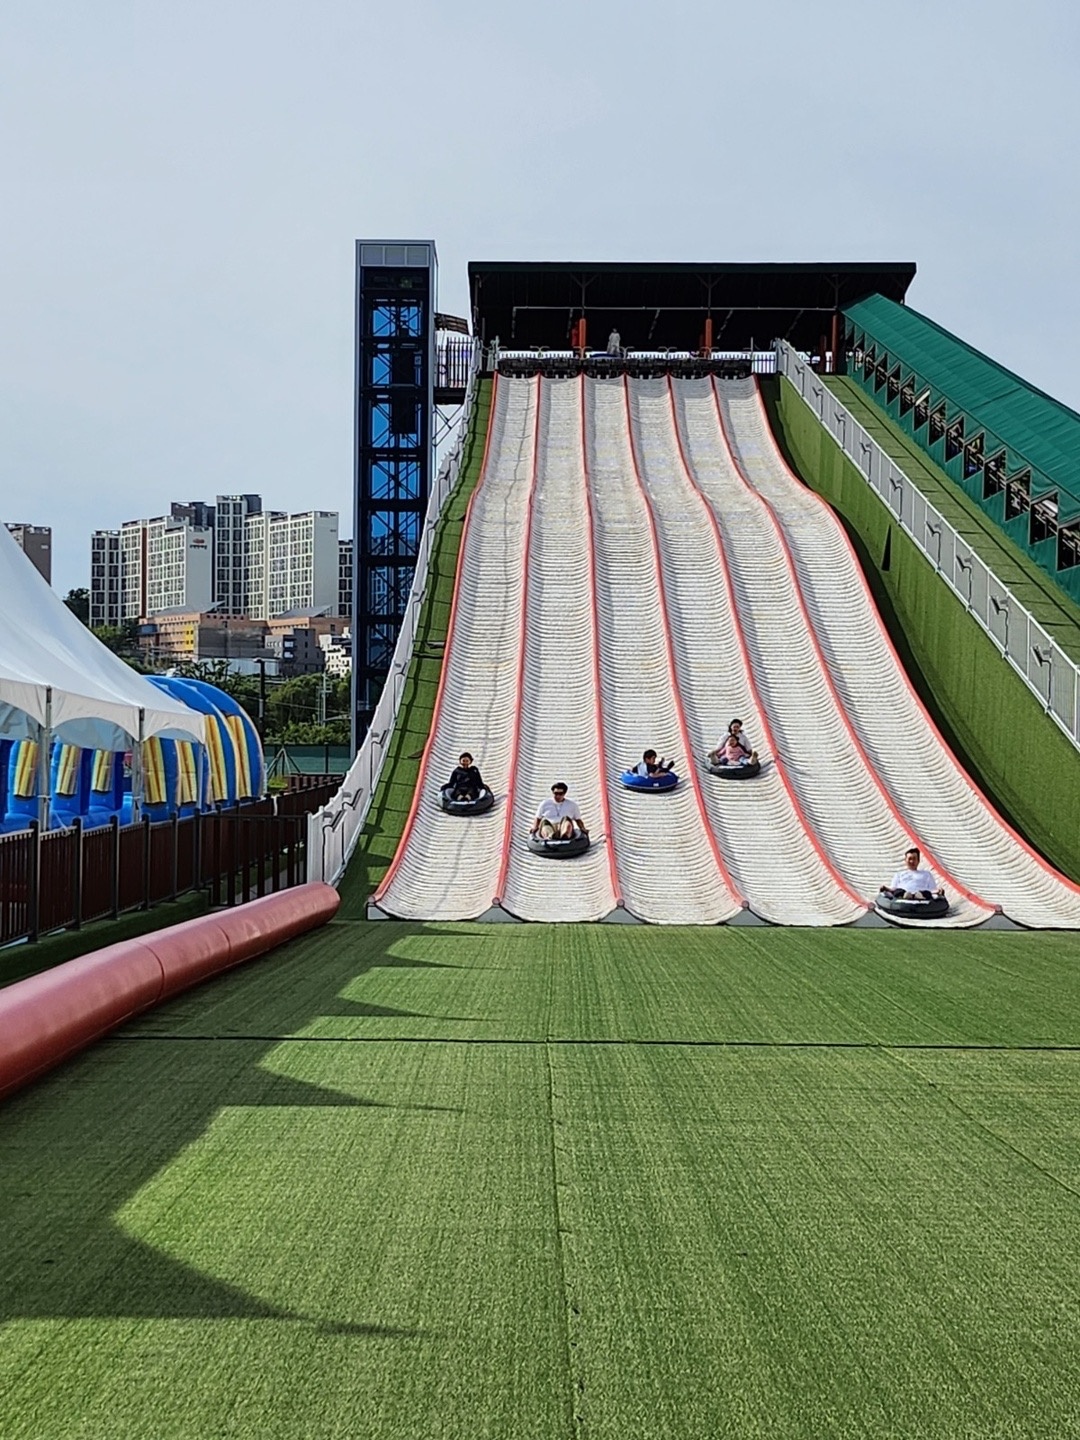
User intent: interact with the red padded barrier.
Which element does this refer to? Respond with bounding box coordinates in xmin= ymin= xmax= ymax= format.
xmin=0 ymin=940 xmax=163 ymax=1101
xmin=0 ymin=882 xmax=340 ymax=1102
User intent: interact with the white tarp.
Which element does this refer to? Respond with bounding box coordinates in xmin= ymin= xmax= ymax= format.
xmin=0 ymin=523 xmax=205 ymax=750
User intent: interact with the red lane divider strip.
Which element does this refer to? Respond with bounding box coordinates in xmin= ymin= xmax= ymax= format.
xmin=710 ymin=377 xmax=993 ymax=915
xmin=493 ymin=374 xmax=544 ymax=908
xmin=663 ymin=375 xmax=867 ymax=914
xmin=578 ymin=374 xmax=623 ymax=909
xmin=619 ymin=374 xmax=747 ymax=912
xmin=374 ymin=376 xmax=501 ymax=906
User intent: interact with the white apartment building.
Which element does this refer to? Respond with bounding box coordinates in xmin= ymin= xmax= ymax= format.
xmin=145 ymin=515 xmax=213 ymax=614
xmin=90 ymin=531 xmax=121 ymax=626
xmin=338 ymin=538 xmax=353 ymax=619
xmin=245 ymin=510 xmax=339 ymax=620
xmin=90 ymin=496 xmax=338 ymax=626
xmin=94 ymin=513 xmax=213 ymax=623
xmin=214 ymin=494 xmax=261 ymax=615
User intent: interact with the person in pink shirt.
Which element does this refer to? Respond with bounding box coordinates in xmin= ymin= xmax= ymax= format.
xmin=709 ymin=718 xmax=758 ymax=768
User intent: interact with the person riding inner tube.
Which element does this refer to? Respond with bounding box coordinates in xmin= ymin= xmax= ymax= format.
xmin=528 ymin=782 xmax=591 ymax=856
xmin=876 ymin=847 xmax=948 ymax=918
xmin=440 ymin=750 xmax=494 ymax=814
xmin=708 ymin=718 xmax=758 ymax=770
xmin=621 ymin=748 xmax=678 ymax=790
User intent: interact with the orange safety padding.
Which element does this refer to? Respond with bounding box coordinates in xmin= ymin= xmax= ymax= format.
xmin=0 ymin=882 xmax=340 ymax=1102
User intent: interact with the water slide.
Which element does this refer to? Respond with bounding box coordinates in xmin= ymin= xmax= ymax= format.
xmin=372 ymin=372 xmax=1078 ymax=928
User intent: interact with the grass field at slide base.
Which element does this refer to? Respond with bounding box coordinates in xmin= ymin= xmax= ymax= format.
xmin=4 ymin=910 xmax=1080 ymax=1438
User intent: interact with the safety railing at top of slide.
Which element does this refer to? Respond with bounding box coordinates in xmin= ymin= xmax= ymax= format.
xmin=307 ymin=341 xmax=482 ymax=886
xmin=777 ymin=340 xmax=1080 ymax=757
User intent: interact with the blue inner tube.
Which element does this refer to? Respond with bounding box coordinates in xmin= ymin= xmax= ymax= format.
xmin=620 ymin=770 xmax=678 ymax=791
xmin=875 ymin=893 xmax=950 ymax=921
xmin=440 ymin=786 xmax=495 ymax=816
xmin=706 ymin=758 xmax=761 ymax=780
xmin=527 ymin=831 xmax=591 ymax=859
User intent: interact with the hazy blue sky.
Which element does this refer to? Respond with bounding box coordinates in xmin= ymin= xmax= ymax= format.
xmin=2 ymin=0 xmax=1078 ymax=594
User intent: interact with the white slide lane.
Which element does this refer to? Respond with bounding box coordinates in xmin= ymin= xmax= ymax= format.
xmin=720 ymin=378 xmax=1080 ymax=929
xmin=375 ymin=376 xmax=535 ymax=920
xmin=499 ymin=377 xmax=619 ymax=922
xmin=584 ymin=376 xmax=743 ymax=924
xmin=671 ymin=377 xmax=994 ymax=928
xmin=627 ymin=376 xmax=868 ymax=926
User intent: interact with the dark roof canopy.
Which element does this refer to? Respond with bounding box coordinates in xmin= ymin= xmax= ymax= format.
xmin=468 ymin=260 xmax=916 ymax=352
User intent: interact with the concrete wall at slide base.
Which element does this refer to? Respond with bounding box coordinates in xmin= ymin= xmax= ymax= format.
xmin=768 ymin=375 xmax=1080 ymax=884
xmin=0 ymin=883 xmax=340 ymax=1102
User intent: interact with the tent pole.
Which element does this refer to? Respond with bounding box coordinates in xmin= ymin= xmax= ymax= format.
xmin=37 ymin=687 xmax=53 ymax=831
xmin=132 ymin=708 xmax=145 ymax=824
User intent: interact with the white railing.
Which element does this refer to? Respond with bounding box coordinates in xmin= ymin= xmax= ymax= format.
xmin=307 ymin=342 xmax=481 ymax=884
xmin=778 ymin=341 xmax=1080 ymax=755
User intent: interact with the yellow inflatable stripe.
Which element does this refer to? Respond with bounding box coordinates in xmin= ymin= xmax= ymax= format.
xmin=91 ymin=750 xmax=114 ymax=792
xmin=206 ymin=721 xmax=228 ymax=802
xmin=13 ymin=741 xmax=38 ymax=799
xmin=176 ymin=741 xmax=198 ymax=805
xmin=142 ymin=737 xmax=167 ymax=806
xmin=227 ymin=716 xmax=252 ymax=798
xmin=55 ymin=744 xmax=78 ymax=797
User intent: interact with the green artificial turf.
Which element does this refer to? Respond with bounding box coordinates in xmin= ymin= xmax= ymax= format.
xmin=5 ymin=918 xmax=1080 ymax=1438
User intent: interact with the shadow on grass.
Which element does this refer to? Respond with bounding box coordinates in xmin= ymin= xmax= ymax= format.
xmin=0 ymin=920 xmax=453 ymax=1329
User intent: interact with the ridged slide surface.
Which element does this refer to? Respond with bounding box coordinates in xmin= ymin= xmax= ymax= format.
xmin=672 ymin=377 xmax=993 ymax=928
xmin=720 ymin=378 xmax=1080 ymax=930
xmin=627 ymin=376 xmax=868 ymax=926
xmin=375 ymin=376 xmax=535 ymax=920
xmin=584 ymin=376 xmax=742 ymax=924
xmin=499 ymin=378 xmax=619 ymax=922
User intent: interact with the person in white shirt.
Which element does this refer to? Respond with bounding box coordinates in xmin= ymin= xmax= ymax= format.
xmin=631 ymin=749 xmax=675 ymax=777
xmin=607 ymin=329 xmax=622 ymax=358
xmin=531 ymin=782 xmax=589 ymax=841
xmin=880 ymin=847 xmax=945 ymax=901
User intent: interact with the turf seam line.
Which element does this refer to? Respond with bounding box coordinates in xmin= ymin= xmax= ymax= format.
xmin=544 ymin=1041 xmax=584 ymax=1438
xmin=111 ymin=1035 xmax=1080 ymax=1052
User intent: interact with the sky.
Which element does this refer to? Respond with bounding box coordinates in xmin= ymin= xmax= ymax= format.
xmin=2 ymin=0 xmax=1079 ymax=595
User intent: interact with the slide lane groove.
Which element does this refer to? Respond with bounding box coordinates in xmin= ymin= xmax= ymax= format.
xmin=584 ymin=375 xmax=743 ymax=924
xmin=628 ymin=375 xmax=868 ymax=925
xmin=671 ymin=377 xmax=992 ymax=928
xmin=721 ymin=379 xmax=1080 ymax=930
xmin=500 ymin=377 xmax=619 ymax=922
xmin=374 ymin=375 xmax=533 ymax=920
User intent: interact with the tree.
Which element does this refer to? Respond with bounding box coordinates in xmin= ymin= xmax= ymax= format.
xmin=64 ymin=587 xmax=90 ymax=625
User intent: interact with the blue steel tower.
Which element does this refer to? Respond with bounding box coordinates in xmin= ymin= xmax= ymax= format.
xmin=352 ymin=240 xmax=437 ymax=746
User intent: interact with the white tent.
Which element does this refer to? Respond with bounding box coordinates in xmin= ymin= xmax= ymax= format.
xmin=0 ymin=522 xmax=205 ymax=752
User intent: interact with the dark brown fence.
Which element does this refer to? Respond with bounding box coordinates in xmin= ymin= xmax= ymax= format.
xmin=0 ymin=782 xmax=338 ymax=947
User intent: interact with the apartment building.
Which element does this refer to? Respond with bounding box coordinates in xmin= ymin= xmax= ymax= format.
xmin=6 ymin=524 xmax=52 ymax=584
xmin=90 ymin=497 xmax=339 ymax=628
xmin=245 ymin=510 xmax=339 ymax=620
xmin=338 ymin=538 xmax=353 ymax=619
xmin=89 ymin=531 xmax=121 ymax=626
